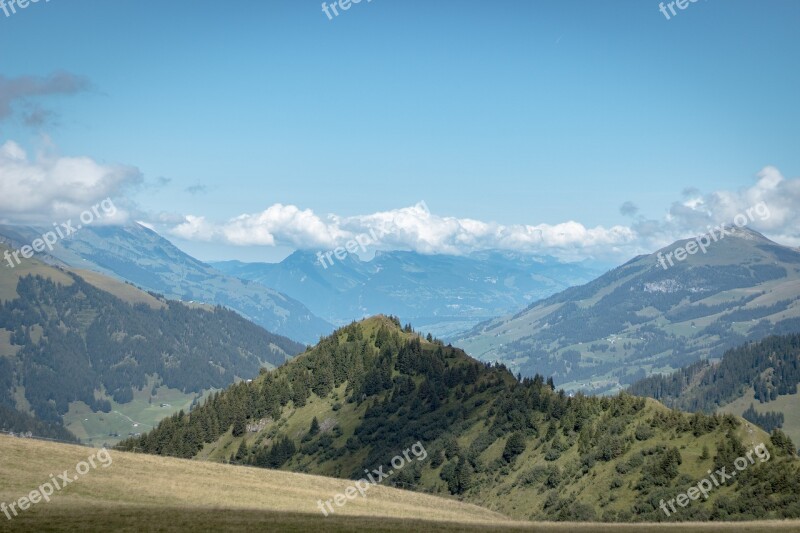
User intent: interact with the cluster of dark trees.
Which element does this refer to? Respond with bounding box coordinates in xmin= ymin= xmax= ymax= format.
xmin=0 ymin=404 xmax=78 ymax=442
xmin=629 ymin=333 xmax=800 ymax=415
xmin=743 ymin=404 xmax=784 ymax=432
xmin=0 ymin=274 xmax=302 ymax=422
xmin=665 ymin=294 xmax=760 ymax=323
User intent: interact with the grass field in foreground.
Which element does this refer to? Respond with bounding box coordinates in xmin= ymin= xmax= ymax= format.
xmin=2 ymin=436 xmax=800 ymax=532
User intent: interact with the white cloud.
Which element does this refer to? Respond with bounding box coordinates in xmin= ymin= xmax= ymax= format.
xmin=162 ymin=200 xmax=639 ymax=260
xmin=0 ymin=140 xmax=141 ymax=224
xmin=158 ymin=166 xmax=800 ymax=261
xmin=659 ymin=166 xmax=800 ymax=248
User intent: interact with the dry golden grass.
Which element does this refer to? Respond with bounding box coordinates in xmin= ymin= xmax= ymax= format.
xmin=2 ymin=436 xmax=800 ymax=532
xmin=0 ymin=244 xmax=73 ymax=302
xmin=0 ymin=436 xmax=505 ymax=526
xmin=70 ymin=269 xmax=165 ymax=309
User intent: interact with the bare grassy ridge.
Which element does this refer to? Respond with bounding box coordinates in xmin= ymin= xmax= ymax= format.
xmin=3 ymin=436 xmax=800 ymax=532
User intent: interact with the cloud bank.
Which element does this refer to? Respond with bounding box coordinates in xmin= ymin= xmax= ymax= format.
xmin=1 ymin=136 xmax=796 ymax=263
xmin=167 ymin=202 xmax=640 ymax=261
xmin=0 ymin=141 xmax=140 ymax=224
xmin=162 ymin=166 xmax=800 ymax=261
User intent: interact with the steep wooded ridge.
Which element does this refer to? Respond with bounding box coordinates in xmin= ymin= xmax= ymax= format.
xmin=455 ymin=228 xmax=800 ymax=393
xmin=121 ymin=316 xmax=800 ymax=522
xmin=0 ymin=251 xmax=304 ymax=440
xmin=629 ymin=334 xmax=800 ymax=445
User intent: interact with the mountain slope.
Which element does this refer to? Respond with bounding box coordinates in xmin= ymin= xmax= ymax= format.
xmin=121 ymin=316 xmax=800 ymax=522
xmin=455 ymin=228 xmax=800 ymax=393
xmin=629 ymin=333 xmax=800 ymax=447
xmin=0 ymin=224 xmax=332 ymax=343
xmin=212 ymin=250 xmax=605 ymax=338
xmin=0 ymin=243 xmax=304 ymax=445
xmin=0 ymin=404 xmax=79 ymax=442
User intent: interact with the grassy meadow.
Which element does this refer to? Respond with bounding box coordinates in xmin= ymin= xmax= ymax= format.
xmin=2 ymin=436 xmax=800 ymax=532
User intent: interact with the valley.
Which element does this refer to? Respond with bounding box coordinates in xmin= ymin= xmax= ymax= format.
xmin=213 ymin=250 xmax=605 ymax=338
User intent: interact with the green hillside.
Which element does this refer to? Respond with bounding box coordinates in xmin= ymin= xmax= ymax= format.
xmin=121 ymin=316 xmax=800 ymax=522
xmin=720 ymin=390 xmax=800 ymax=452
xmin=629 ymin=334 xmax=800 ymax=449
xmin=0 ymin=245 xmax=304 ymax=446
xmin=455 ymin=228 xmax=800 ymax=394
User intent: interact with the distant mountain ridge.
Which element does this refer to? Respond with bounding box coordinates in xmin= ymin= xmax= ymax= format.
xmin=212 ymin=249 xmax=605 ymax=337
xmin=0 ymin=223 xmax=333 ymax=343
xmin=455 ymin=228 xmax=800 ymax=393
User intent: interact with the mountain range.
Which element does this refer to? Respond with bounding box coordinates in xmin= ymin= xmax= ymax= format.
xmin=212 ymin=250 xmax=605 ymax=337
xmin=0 ymin=224 xmax=332 ymax=344
xmin=3 ymin=223 xmax=800 ymax=525
xmin=455 ymin=228 xmax=800 ymax=394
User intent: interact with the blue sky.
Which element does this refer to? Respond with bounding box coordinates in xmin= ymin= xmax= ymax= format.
xmin=1 ymin=0 xmax=799 ymax=262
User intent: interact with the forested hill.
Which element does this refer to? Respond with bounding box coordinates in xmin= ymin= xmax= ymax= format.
xmin=628 ymin=334 xmax=800 ymax=446
xmin=121 ymin=316 xmax=800 ymax=522
xmin=629 ymin=334 xmax=800 ymax=411
xmin=0 ymin=269 xmax=305 ymax=426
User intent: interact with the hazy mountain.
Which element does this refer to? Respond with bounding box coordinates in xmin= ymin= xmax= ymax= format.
xmin=0 ymin=224 xmax=333 ymax=344
xmin=212 ymin=250 xmax=606 ymax=338
xmin=121 ymin=316 xmax=800 ymax=522
xmin=454 ymin=228 xmax=800 ymax=394
xmin=0 ymin=243 xmax=304 ymax=445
